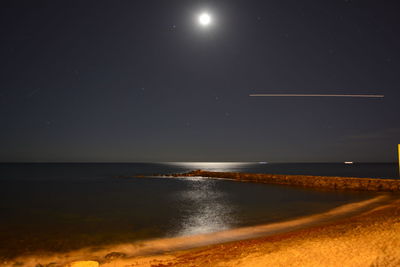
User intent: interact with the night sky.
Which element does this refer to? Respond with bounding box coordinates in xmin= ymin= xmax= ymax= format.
xmin=0 ymin=1 xmax=399 ymax=163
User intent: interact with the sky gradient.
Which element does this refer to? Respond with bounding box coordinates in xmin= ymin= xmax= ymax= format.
xmin=0 ymin=1 xmax=399 ymax=162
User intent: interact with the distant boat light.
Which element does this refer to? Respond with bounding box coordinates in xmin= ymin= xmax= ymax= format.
xmin=344 ymin=161 xmax=354 ymax=165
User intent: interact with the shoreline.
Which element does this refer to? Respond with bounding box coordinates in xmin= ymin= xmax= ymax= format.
xmin=118 ymin=197 xmax=400 ymax=267
xmin=2 ymin=194 xmax=396 ymax=267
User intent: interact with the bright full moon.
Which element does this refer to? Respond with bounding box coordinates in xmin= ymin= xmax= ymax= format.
xmin=199 ymin=13 xmax=211 ymax=26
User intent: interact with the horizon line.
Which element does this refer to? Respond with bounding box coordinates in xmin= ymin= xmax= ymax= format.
xmin=0 ymin=161 xmax=395 ymax=164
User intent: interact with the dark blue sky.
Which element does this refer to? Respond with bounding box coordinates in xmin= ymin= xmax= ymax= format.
xmin=0 ymin=1 xmax=399 ymax=162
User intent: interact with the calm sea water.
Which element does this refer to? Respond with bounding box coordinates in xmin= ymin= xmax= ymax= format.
xmin=0 ymin=162 xmax=397 ymax=258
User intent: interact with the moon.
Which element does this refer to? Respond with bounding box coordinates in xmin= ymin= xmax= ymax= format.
xmin=198 ymin=13 xmax=211 ymax=26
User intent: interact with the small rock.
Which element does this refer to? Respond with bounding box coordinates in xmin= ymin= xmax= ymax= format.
xmin=66 ymin=261 xmax=99 ymax=267
xmin=104 ymin=251 xmax=127 ymax=260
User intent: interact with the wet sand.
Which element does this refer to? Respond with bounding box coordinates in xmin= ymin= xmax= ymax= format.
xmin=3 ymin=194 xmax=399 ymax=267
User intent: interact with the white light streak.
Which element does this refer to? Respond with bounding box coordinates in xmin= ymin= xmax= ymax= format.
xmin=249 ymin=94 xmax=384 ymax=98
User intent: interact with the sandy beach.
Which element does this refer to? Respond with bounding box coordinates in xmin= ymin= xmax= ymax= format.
xmin=98 ymin=196 xmax=400 ymax=267
xmin=4 ymin=194 xmax=399 ymax=267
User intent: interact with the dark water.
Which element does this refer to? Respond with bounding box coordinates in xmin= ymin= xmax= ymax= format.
xmin=0 ymin=162 xmax=397 ymax=258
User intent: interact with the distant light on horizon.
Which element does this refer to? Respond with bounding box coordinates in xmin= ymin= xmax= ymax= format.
xmin=249 ymin=94 xmax=385 ymax=98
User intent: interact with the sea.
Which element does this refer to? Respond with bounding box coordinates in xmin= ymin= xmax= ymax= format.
xmin=0 ymin=162 xmax=398 ymax=258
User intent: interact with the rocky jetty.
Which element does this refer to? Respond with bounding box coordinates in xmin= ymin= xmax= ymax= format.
xmin=161 ymin=170 xmax=400 ymax=192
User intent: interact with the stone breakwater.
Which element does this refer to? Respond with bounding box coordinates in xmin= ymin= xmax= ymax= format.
xmin=157 ymin=170 xmax=400 ymax=192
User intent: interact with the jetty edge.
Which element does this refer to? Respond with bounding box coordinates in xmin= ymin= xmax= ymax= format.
xmin=130 ymin=170 xmax=400 ymax=192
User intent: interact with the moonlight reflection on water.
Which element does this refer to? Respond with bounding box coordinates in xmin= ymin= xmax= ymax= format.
xmin=173 ymin=177 xmax=235 ymax=236
xmin=165 ymin=162 xmax=253 ymax=172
